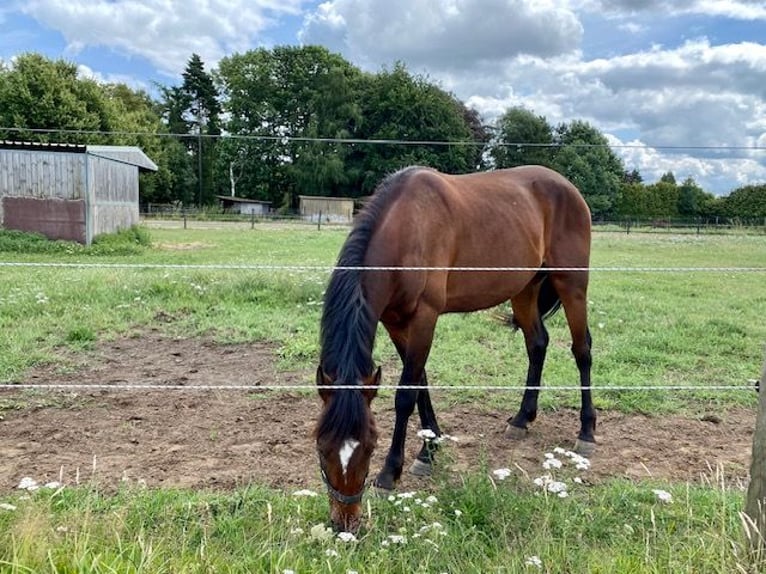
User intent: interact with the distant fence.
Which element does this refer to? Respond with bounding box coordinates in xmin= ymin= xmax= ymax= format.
xmin=141 ymin=204 xmax=351 ymax=230
xmin=142 ymin=204 xmax=766 ymax=235
xmin=595 ymin=218 xmax=766 ymax=235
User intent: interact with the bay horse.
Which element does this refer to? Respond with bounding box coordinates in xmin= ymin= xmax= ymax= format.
xmin=315 ymin=165 xmax=595 ymax=532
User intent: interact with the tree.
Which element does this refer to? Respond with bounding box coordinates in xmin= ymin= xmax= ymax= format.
xmin=552 ymin=120 xmax=625 ymax=219
xmin=0 ymin=53 xmax=112 ymax=143
xmin=216 ymin=46 xmax=364 ymax=206
xmin=722 ymin=184 xmax=766 ymax=220
xmin=677 ymin=176 xmax=710 ymax=219
xmin=489 ymin=107 xmax=554 ymax=169
xmin=157 ymin=54 xmax=221 ymax=206
xmin=351 ymin=62 xmax=482 ymax=195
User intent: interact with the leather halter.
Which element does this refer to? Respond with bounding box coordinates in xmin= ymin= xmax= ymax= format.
xmin=318 ymin=454 xmax=367 ymax=506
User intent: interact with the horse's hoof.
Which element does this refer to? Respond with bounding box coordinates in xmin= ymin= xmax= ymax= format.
xmin=504 ymin=424 xmax=528 ymax=440
xmin=409 ymin=459 xmax=432 ymax=477
xmin=574 ymin=438 xmax=596 ymax=457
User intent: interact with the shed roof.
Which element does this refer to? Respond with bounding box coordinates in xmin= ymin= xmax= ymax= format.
xmin=0 ymin=141 xmax=158 ymax=172
xmin=86 ymin=145 xmax=158 ymax=172
xmin=216 ymin=195 xmax=272 ymax=205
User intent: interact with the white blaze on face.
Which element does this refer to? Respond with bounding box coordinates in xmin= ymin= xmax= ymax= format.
xmin=339 ymin=439 xmax=360 ymax=477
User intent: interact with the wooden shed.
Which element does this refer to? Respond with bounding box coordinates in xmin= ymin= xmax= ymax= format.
xmin=216 ymin=195 xmax=271 ymax=216
xmin=299 ymin=195 xmax=354 ymax=223
xmin=0 ymin=141 xmax=157 ymax=244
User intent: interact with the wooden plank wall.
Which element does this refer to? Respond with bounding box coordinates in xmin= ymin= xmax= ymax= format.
xmin=86 ymin=155 xmax=139 ymax=243
xmin=0 ymin=149 xmax=85 ymax=224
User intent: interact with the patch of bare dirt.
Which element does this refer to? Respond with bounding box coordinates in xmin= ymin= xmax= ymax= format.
xmin=0 ymin=335 xmax=755 ymax=493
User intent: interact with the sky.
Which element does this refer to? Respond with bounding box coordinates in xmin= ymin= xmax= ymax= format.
xmin=2 ymin=0 xmax=766 ymax=195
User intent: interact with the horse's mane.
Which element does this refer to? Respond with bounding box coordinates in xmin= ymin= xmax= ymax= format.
xmin=316 ymin=166 xmax=422 ymax=444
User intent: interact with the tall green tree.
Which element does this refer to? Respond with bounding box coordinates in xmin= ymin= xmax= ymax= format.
xmin=677 ymin=176 xmax=710 ymax=218
xmin=216 ymin=46 xmax=363 ymax=206
xmin=0 ymin=53 xmax=113 ymax=143
xmin=489 ymin=107 xmax=554 ymax=169
xmin=552 ymin=120 xmax=625 ymax=219
xmin=158 ymin=54 xmax=221 ymax=205
xmin=351 ymin=62 xmax=483 ymax=195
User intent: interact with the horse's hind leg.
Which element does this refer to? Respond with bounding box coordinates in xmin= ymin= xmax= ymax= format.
xmin=551 ymin=272 xmax=596 ymax=455
xmin=410 ymin=376 xmax=442 ymax=476
xmin=506 ymin=285 xmax=549 ymax=437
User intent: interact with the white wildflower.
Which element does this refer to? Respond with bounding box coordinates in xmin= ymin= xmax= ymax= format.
xmin=17 ymin=477 xmax=39 ymax=491
xmin=425 ymin=495 xmax=438 ymax=504
xmin=542 ymin=457 xmax=562 ymax=470
xmin=454 ymin=509 xmax=463 ymax=517
xmin=337 ymin=532 xmax=357 ymax=543
xmin=44 ymin=481 xmax=62 ymax=489
xmin=387 ymin=534 xmax=407 ymax=544
xmin=0 ymin=503 xmax=17 ymax=511
xmin=310 ymin=523 xmax=333 ymax=541
xmin=525 ymin=555 xmax=543 ymax=568
xmin=546 ymin=481 xmax=567 ymax=495
xmin=292 ymin=489 xmax=318 ymax=497
xmin=417 ymin=429 xmax=436 ymax=440
xmin=652 ymin=489 xmax=673 ymax=504
xmin=434 ymin=433 xmax=458 ymax=444
xmin=325 ymin=549 xmax=339 ymax=557
xmin=492 ymin=468 xmax=512 ymax=481
xmin=397 ymin=491 xmax=416 ymax=499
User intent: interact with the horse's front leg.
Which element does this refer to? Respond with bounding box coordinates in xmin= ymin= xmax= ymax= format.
xmin=375 ymin=310 xmax=438 ymax=492
xmin=373 ymin=383 xmax=420 ymax=491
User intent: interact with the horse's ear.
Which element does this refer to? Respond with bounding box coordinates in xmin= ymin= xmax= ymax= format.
xmin=362 ymin=366 xmax=381 ymax=404
xmin=316 ymin=365 xmax=333 ymax=403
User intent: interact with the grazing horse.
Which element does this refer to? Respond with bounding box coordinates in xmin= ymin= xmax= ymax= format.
xmin=315 ymin=165 xmax=595 ymax=532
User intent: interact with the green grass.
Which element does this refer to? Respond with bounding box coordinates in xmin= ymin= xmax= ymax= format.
xmin=0 ymin=461 xmax=760 ymax=573
xmin=1 ymin=227 xmax=763 ymax=414
xmin=0 ymin=225 xmax=764 ymax=572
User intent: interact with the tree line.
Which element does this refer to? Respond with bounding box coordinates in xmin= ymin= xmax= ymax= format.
xmin=1 ymin=50 xmax=765 ymax=222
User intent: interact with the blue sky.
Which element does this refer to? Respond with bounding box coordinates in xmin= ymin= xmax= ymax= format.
xmin=2 ymin=0 xmax=766 ymax=194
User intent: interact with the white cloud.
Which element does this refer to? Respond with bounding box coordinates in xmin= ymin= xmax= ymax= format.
xmin=300 ymin=0 xmax=583 ymax=71
xmin=19 ymin=0 xmax=307 ymax=76
xmin=581 ymin=0 xmax=766 ymax=19
xmin=76 ymin=64 xmax=149 ymax=91
xmin=609 ymin=135 xmax=766 ymax=192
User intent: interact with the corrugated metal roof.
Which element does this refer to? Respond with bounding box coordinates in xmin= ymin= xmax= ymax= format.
xmin=0 ymin=141 xmax=157 ymax=172
xmin=87 ymin=145 xmax=158 ymax=172
xmin=0 ymin=140 xmax=86 ymax=153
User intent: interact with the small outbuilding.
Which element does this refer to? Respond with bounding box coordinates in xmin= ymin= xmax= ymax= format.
xmin=299 ymin=195 xmax=354 ymax=223
xmin=216 ymin=195 xmax=272 ymax=216
xmin=0 ymin=140 xmax=157 ymax=244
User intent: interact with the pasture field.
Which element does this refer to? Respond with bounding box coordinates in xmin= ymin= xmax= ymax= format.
xmin=0 ymin=225 xmax=765 ymax=572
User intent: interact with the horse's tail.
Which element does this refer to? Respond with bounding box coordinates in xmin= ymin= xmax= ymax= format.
xmin=495 ymin=271 xmax=562 ymax=330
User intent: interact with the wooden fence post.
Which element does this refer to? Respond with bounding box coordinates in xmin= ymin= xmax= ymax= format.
xmin=744 ymin=349 xmax=766 ymax=552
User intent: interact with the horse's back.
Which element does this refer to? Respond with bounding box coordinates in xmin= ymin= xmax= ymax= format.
xmin=363 ymin=165 xmax=591 ymax=315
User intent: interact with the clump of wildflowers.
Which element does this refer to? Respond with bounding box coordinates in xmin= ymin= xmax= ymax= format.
xmin=528 ymin=447 xmax=592 ymax=499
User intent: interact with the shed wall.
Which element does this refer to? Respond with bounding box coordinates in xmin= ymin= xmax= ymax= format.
xmin=0 ymin=149 xmax=85 ymax=223
xmin=86 ymin=155 xmax=139 ymax=242
xmin=299 ymin=197 xmax=354 ymax=223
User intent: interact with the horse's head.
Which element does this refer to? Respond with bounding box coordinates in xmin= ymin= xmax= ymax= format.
xmin=315 ymin=365 xmax=380 ymax=533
